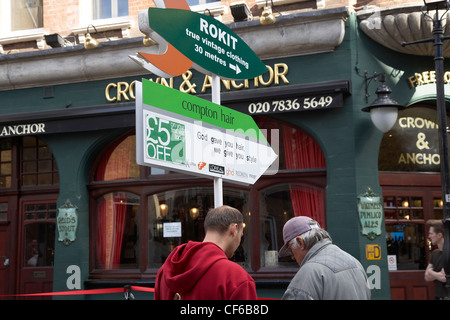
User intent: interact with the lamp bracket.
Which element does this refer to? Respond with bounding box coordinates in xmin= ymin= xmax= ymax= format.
xmin=364 ymin=72 xmax=386 ymax=103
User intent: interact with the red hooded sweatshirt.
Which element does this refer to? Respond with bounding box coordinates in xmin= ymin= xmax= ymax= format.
xmin=154 ymin=241 xmax=257 ymax=300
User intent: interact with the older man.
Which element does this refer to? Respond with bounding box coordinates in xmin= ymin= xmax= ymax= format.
xmin=279 ymin=216 xmax=371 ymax=300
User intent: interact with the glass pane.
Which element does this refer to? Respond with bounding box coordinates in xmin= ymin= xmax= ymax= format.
xmin=94 ymin=0 xmax=128 ymax=19
xmin=23 ymin=161 xmax=36 ymax=173
xmin=38 ymin=160 xmax=52 ymax=172
xmin=38 ymin=146 xmax=51 ymax=159
xmin=1 ymin=163 xmax=11 ymax=175
xmin=187 ymin=0 xmax=220 ymax=6
xmin=24 ymin=222 xmax=55 ymax=267
xmin=22 ymin=148 xmax=36 ymax=160
xmin=11 ymin=0 xmax=43 ymax=31
xmin=259 ymin=184 xmax=325 ymax=268
xmin=95 ymin=135 xmax=139 ymax=181
xmin=386 ymin=223 xmax=426 ymax=270
xmin=118 ymin=0 xmax=128 ymax=16
xmin=1 ymin=150 xmax=11 ymax=162
xmin=0 ymin=202 xmax=8 ymax=222
xmin=22 ymin=137 xmax=36 ymax=147
xmin=95 ymin=192 xmax=140 ymax=269
xmin=147 ymin=187 xmax=250 ymax=268
xmin=22 ymin=174 xmax=36 ymax=186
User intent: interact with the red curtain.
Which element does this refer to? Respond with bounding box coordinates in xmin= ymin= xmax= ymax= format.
xmin=283 ymin=127 xmax=326 ymax=228
xmin=95 ymin=137 xmax=132 ymax=269
xmin=96 ymin=193 xmax=128 ymax=269
xmin=112 ymin=194 xmax=127 ymax=267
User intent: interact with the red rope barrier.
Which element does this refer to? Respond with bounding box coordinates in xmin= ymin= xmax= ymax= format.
xmin=0 ymin=286 xmax=154 ymax=298
xmin=1 ymin=286 xmax=278 ymax=300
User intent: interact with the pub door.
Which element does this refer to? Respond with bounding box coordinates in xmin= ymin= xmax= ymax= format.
xmin=18 ymin=199 xmax=56 ymax=299
xmin=0 ymin=196 xmax=17 ymax=299
xmin=381 ymin=173 xmax=442 ymax=300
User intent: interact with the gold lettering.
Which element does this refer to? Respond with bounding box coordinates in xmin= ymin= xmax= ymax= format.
xmin=117 ymin=81 xmax=130 ymax=102
xmin=422 ymin=71 xmax=430 ymax=84
xmin=415 ymin=73 xmax=424 ymax=86
xmin=129 ymin=81 xmax=136 ymax=100
xmin=156 ymin=77 xmax=174 ymax=88
xmin=105 ymin=83 xmax=117 ymax=102
xmin=231 ymin=80 xmax=244 ymax=89
xmin=274 ymin=63 xmax=289 ymax=85
xmin=408 ymin=75 xmax=417 ymax=88
xmin=259 ymin=65 xmax=273 ymax=86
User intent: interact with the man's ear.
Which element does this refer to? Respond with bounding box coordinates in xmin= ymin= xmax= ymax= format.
xmin=229 ymin=223 xmax=238 ymax=237
xmin=296 ymin=236 xmax=305 ymax=249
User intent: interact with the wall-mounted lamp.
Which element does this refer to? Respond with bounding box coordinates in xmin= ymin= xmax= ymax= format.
xmin=362 ymin=73 xmax=405 ymax=133
xmin=143 ymin=35 xmax=156 ymax=47
xmin=85 ymin=25 xmax=99 ymax=50
xmin=230 ymin=1 xmax=253 ymax=22
xmin=260 ymin=0 xmax=276 ymax=25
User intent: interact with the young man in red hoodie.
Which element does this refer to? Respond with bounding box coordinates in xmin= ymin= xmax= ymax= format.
xmin=154 ymin=205 xmax=257 ymax=300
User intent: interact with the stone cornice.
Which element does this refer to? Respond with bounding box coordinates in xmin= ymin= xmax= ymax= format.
xmin=357 ymin=3 xmax=450 ymax=57
xmin=0 ymin=7 xmax=349 ymax=91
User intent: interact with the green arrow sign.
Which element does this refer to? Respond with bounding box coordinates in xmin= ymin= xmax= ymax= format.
xmin=146 ymin=8 xmax=267 ymax=80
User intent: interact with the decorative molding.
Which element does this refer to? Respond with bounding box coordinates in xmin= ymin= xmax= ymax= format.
xmin=0 ymin=7 xmax=349 ymax=91
xmin=0 ymin=29 xmax=45 ymax=54
xmin=72 ymin=19 xmax=134 ymax=43
xmin=358 ymin=4 xmax=450 ymax=57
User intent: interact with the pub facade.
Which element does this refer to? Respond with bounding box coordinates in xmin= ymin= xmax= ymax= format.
xmin=0 ymin=0 xmax=448 ymax=300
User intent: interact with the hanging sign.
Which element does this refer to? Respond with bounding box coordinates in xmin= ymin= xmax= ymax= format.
xmin=357 ymin=188 xmax=383 ymax=240
xmin=135 ymin=79 xmax=278 ymax=185
xmin=57 ymin=200 xmax=78 ymax=246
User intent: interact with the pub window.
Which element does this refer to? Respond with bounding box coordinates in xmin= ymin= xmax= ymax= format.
xmin=94 ymin=191 xmax=139 ymax=269
xmin=259 ymin=183 xmax=325 ymax=268
xmin=0 ymin=139 xmax=12 ymax=189
xmin=21 ymin=137 xmax=59 ymax=186
xmin=148 ymin=187 xmax=250 ymax=268
xmin=95 ymin=135 xmax=139 ymax=181
xmin=90 ymin=118 xmax=326 ymax=275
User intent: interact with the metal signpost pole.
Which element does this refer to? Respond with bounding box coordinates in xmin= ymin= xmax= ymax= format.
xmin=211 ymin=75 xmax=223 ymax=207
xmin=402 ymin=0 xmax=450 ymax=298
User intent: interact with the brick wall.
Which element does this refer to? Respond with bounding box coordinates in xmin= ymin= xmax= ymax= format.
xmin=43 ymin=0 xmax=79 ymax=35
xmin=6 ymin=0 xmax=423 ymax=52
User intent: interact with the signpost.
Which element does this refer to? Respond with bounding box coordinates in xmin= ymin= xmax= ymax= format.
xmin=131 ymin=4 xmax=272 ymax=207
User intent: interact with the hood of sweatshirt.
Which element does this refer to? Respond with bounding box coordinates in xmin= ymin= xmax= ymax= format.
xmin=163 ymin=241 xmax=227 ymax=294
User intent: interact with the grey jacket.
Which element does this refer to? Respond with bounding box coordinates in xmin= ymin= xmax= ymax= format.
xmin=282 ymin=239 xmax=371 ymax=300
